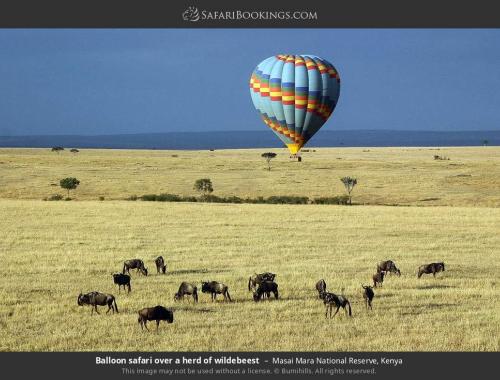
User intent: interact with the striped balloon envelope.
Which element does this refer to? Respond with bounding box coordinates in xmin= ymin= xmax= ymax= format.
xmin=249 ymin=54 xmax=340 ymax=155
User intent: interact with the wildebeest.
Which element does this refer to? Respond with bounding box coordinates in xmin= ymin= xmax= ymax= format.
xmin=253 ymin=281 xmax=279 ymax=301
xmin=201 ymin=281 xmax=232 ymax=302
xmin=362 ymin=284 xmax=374 ymax=310
xmin=123 ymin=259 xmax=148 ymax=276
xmin=248 ymin=272 xmax=276 ymax=293
xmin=137 ymin=306 xmax=174 ymax=331
xmin=112 ymin=273 xmax=131 ymax=293
xmin=372 ymin=271 xmax=385 ymax=287
xmin=155 ymin=256 xmax=167 ymax=274
xmin=320 ymin=291 xmax=352 ymax=318
xmin=77 ymin=291 xmax=118 ymax=315
xmin=418 ymin=262 xmax=445 ymax=278
xmin=377 ymin=260 xmax=401 ymax=276
xmin=316 ymin=279 xmax=327 ymax=298
xmin=174 ymin=282 xmax=198 ymax=303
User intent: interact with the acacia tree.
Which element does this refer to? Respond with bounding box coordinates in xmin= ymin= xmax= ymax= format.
xmin=70 ymin=148 xmax=79 ymax=153
xmin=194 ymin=178 xmax=213 ymax=197
xmin=483 ymin=139 xmax=489 ymax=147
xmin=60 ymin=177 xmax=80 ymax=198
xmin=340 ymin=176 xmax=357 ymax=205
xmin=261 ymin=152 xmax=277 ymax=171
xmin=51 ymin=146 xmax=64 ymax=154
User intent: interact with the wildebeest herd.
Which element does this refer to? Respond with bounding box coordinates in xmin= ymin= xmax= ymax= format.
xmin=316 ymin=259 xmax=444 ymax=318
xmin=77 ymin=257 xmax=446 ymax=329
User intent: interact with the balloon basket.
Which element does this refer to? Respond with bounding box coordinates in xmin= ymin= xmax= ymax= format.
xmin=289 ymin=154 xmax=302 ymax=162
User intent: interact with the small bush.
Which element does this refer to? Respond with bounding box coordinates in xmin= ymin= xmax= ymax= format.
xmin=99 ymin=196 xmax=105 ymax=201
xmin=194 ymin=178 xmax=214 ymax=195
xmin=200 ymin=194 xmax=224 ymax=203
xmin=266 ymin=196 xmax=309 ymax=204
xmin=138 ymin=193 xmax=200 ymax=202
xmin=46 ymin=194 xmax=64 ymax=201
xmin=141 ymin=194 xmax=158 ymax=201
xmin=313 ymin=196 xmax=350 ymax=205
xmin=65 ymin=197 xmax=72 ymax=201
xmin=434 ymin=155 xmax=450 ymax=160
xmin=252 ymin=196 xmax=267 ymax=204
xmin=224 ymin=196 xmax=243 ymax=204
xmin=182 ymin=196 xmax=198 ymax=202
xmin=156 ymin=193 xmax=182 ymax=202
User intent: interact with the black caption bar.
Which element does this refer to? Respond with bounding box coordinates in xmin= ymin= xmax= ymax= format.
xmin=1 ymin=0 xmax=500 ymax=27
xmin=1 ymin=352 xmax=497 ymax=379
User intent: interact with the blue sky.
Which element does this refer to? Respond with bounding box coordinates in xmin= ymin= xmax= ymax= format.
xmin=0 ymin=29 xmax=499 ymax=136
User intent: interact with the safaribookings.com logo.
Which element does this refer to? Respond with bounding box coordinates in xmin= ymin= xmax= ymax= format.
xmin=182 ymin=7 xmax=318 ymax=22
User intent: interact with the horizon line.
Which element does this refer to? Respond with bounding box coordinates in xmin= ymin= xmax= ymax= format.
xmin=1 ymin=129 xmax=499 ymax=138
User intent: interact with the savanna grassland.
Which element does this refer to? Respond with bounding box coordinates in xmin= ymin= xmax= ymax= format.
xmin=0 ymin=147 xmax=499 ymax=351
xmin=0 ymin=147 xmax=499 ymax=206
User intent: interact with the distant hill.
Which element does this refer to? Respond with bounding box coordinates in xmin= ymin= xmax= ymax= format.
xmin=0 ymin=130 xmax=498 ymax=149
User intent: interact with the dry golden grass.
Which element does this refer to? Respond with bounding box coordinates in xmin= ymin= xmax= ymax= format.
xmin=0 ymin=146 xmax=499 ymax=206
xmin=0 ymin=200 xmax=498 ymax=351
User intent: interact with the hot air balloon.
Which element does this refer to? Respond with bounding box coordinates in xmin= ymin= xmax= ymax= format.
xmin=249 ymin=54 xmax=340 ymax=155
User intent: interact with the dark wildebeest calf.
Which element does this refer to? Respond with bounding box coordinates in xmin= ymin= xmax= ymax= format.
xmin=112 ymin=273 xmax=131 ymax=293
xmin=377 ymin=260 xmax=401 ymax=276
xmin=418 ymin=262 xmax=445 ymax=278
xmin=77 ymin=292 xmax=118 ymax=315
xmin=316 ymin=279 xmax=327 ymax=299
xmin=155 ymin=256 xmax=167 ymax=274
xmin=320 ymin=291 xmax=352 ymax=318
xmin=174 ymin=282 xmax=198 ymax=303
xmin=123 ymin=259 xmax=148 ymax=276
xmin=137 ymin=306 xmax=174 ymax=331
xmin=248 ymin=272 xmax=276 ymax=293
xmin=372 ymin=271 xmax=385 ymax=287
xmin=253 ymin=281 xmax=279 ymax=301
xmin=362 ymin=284 xmax=375 ymax=310
xmin=201 ymin=281 xmax=232 ymax=302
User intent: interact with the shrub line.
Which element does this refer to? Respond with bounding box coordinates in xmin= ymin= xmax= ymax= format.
xmin=126 ymin=193 xmax=350 ymax=205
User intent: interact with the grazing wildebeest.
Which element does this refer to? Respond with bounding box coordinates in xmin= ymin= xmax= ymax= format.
xmin=372 ymin=271 xmax=385 ymax=287
xmin=253 ymin=281 xmax=279 ymax=301
xmin=362 ymin=284 xmax=375 ymax=310
xmin=320 ymin=291 xmax=352 ymax=318
xmin=174 ymin=282 xmax=198 ymax=303
xmin=418 ymin=262 xmax=445 ymax=278
xmin=137 ymin=306 xmax=174 ymax=331
xmin=123 ymin=259 xmax=148 ymax=276
xmin=155 ymin=256 xmax=167 ymax=274
xmin=377 ymin=260 xmax=401 ymax=276
xmin=77 ymin=292 xmax=118 ymax=315
xmin=112 ymin=273 xmax=131 ymax=293
xmin=248 ymin=272 xmax=276 ymax=293
xmin=201 ymin=281 xmax=232 ymax=302
xmin=316 ymin=279 xmax=327 ymax=298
